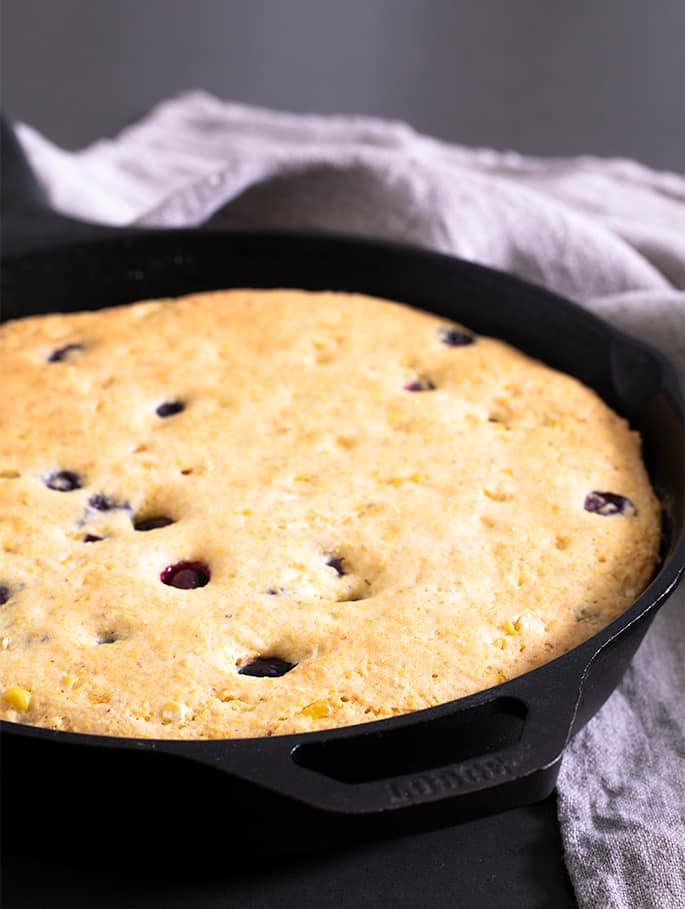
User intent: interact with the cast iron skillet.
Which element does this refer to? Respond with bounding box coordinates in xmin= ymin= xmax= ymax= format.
xmin=1 ymin=117 xmax=683 ymax=856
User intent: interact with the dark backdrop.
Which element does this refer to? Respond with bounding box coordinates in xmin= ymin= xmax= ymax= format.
xmin=1 ymin=0 xmax=683 ymax=172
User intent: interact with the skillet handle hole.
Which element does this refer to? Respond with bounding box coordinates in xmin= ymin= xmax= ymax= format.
xmin=291 ymin=696 xmax=527 ymax=784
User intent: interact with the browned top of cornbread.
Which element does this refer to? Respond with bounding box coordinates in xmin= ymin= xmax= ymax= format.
xmin=0 ymin=289 xmax=660 ymax=738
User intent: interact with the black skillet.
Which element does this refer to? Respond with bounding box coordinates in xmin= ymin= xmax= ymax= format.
xmin=1 ymin=116 xmax=683 ymax=857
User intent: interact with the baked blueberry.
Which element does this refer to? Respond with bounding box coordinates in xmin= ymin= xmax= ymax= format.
xmin=156 ymin=401 xmax=186 ymax=418
xmin=238 ymin=657 xmax=296 ymax=677
xmin=404 ymin=379 xmax=436 ymax=392
xmin=439 ymin=327 xmax=475 ymax=347
xmin=83 ymin=534 xmax=104 ymax=543
xmin=47 ymin=343 xmax=84 ymax=362
xmin=326 ymin=555 xmax=346 ymax=576
xmin=160 ymin=561 xmax=210 ymax=589
xmin=45 ymin=470 xmax=82 ymax=492
xmin=134 ymin=516 xmax=174 ymax=531
xmin=96 ymin=633 xmax=118 ymax=644
xmin=89 ymin=494 xmax=130 ymax=512
xmin=0 ymin=585 xmax=10 ymax=605
xmin=584 ymin=491 xmax=637 ymax=517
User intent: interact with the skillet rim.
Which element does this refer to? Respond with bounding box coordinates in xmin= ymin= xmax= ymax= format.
xmin=0 ymin=226 xmax=683 ymax=752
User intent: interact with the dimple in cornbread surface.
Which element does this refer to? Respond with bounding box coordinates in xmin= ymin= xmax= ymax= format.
xmin=0 ymin=290 xmax=661 ymax=738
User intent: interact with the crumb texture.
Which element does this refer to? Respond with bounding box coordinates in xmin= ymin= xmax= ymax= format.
xmin=0 ymin=290 xmax=661 ymax=738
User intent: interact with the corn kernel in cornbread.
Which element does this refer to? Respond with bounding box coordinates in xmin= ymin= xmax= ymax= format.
xmin=4 ymin=687 xmax=31 ymax=711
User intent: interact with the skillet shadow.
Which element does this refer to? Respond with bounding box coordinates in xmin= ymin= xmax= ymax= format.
xmin=2 ymin=790 xmax=576 ymax=909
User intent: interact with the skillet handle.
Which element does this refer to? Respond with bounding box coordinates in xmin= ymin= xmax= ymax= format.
xmin=0 ymin=113 xmax=119 ymax=257
xmin=158 ymin=657 xmax=584 ymax=816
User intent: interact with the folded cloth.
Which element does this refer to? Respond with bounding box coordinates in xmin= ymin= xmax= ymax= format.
xmin=16 ymin=91 xmax=685 ymax=909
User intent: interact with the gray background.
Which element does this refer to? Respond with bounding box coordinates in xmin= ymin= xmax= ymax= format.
xmin=1 ymin=0 xmax=684 ymax=172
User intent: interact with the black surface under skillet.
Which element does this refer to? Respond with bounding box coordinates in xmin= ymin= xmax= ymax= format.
xmin=1 ymin=117 xmax=683 ymax=858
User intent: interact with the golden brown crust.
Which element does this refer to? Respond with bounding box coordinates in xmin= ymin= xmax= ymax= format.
xmin=0 ymin=290 xmax=661 ymax=738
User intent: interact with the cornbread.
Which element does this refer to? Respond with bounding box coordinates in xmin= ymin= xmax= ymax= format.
xmin=0 ymin=289 xmax=661 ymax=738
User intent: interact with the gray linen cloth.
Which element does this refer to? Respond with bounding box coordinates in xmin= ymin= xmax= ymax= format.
xmin=17 ymin=91 xmax=685 ymax=908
